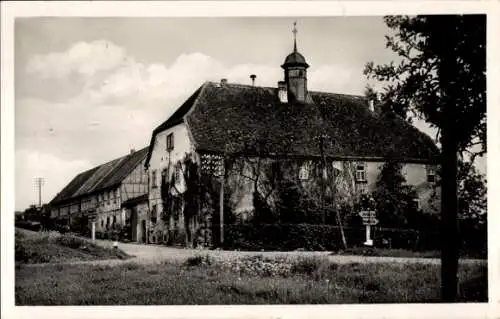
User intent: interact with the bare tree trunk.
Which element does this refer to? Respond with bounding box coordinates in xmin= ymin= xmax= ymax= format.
xmin=336 ymin=209 xmax=347 ymax=249
xmin=441 ymin=125 xmax=459 ymax=302
xmin=438 ymin=20 xmax=460 ymax=302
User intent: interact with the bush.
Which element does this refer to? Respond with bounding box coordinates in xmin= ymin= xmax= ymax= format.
xmin=15 ymin=221 xmax=42 ymax=232
xmin=223 ymin=223 xmax=357 ymax=251
xmin=55 ymin=234 xmax=87 ymax=249
xmin=291 ymin=256 xmax=322 ymax=275
xmin=185 ymin=254 xmax=213 ymax=267
xmin=217 ymin=255 xmax=293 ymax=277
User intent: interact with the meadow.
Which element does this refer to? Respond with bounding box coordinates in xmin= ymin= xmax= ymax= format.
xmin=16 ymin=253 xmax=487 ymax=305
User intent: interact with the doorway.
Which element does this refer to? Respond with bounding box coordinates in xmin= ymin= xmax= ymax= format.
xmin=131 ymin=208 xmax=138 ymax=242
xmin=141 ymin=220 xmax=147 ymax=243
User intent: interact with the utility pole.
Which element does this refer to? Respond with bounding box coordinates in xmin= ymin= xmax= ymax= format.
xmin=34 ymin=177 xmax=45 ymax=208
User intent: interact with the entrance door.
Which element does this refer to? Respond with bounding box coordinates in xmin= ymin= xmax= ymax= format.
xmin=131 ymin=208 xmax=138 ymax=242
xmin=141 ymin=220 xmax=147 ymax=243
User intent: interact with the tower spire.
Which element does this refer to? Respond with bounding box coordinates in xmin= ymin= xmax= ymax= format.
xmin=292 ymin=21 xmax=298 ymax=52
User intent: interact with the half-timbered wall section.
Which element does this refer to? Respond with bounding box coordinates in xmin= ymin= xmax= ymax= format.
xmin=49 ymin=148 xmax=149 ymax=232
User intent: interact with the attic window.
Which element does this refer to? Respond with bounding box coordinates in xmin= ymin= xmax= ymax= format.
xmin=166 ymin=133 xmax=174 ymax=151
xmin=355 ymin=164 xmax=367 ymax=182
xmin=427 ymin=165 xmax=437 ymax=183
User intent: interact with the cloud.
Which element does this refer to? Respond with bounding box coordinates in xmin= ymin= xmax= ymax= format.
xmin=309 ymin=64 xmax=364 ymax=95
xmin=15 ymin=149 xmax=92 ymax=210
xmin=26 ymin=40 xmax=127 ymax=79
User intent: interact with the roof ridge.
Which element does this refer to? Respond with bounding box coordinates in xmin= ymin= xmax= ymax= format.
xmin=310 ymin=90 xmax=366 ymax=100
xmin=206 ymin=80 xmax=367 ymax=99
xmin=89 ymin=146 xmax=148 ymax=170
xmin=206 ymin=81 xmax=277 ymax=91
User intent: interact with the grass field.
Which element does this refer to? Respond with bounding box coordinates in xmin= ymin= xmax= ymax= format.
xmin=15 ymin=254 xmax=487 ymax=305
xmin=15 ymin=228 xmax=131 ymax=264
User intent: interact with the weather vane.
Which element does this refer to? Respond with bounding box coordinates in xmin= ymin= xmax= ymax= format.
xmin=293 ymin=21 xmax=298 ymax=52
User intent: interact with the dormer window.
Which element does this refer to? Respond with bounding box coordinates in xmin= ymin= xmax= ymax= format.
xmin=355 ymin=164 xmax=367 ymax=183
xmin=427 ymin=165 xmax=437 ymax=183
xmin=166 ymin=133 xmax=174 ymax=151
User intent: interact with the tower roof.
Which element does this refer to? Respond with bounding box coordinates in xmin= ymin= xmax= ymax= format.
xmin=282 ymin=51 xmax=309 ymax=68
xmin=281 ymin=21 xmax=309 ymax=68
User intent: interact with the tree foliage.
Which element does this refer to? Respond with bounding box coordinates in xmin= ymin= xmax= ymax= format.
xmin=372 ymin=161 xmax=419 ymax=228
xmin=364 ymin=15 xmax=486 ymax=157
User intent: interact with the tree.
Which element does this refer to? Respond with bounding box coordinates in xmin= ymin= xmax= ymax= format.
xmin=364 ymin=15 xmax=486 ymax=301
xmin=372 ymin=161 xmax=418 ymax=228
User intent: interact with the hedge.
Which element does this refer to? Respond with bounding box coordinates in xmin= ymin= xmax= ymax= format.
xmin=222 ymin=223 xmax=444 ymax=252
xmin=221 ymin=222 xmax=485 ymax=257
xmin=222 ymin=223 xmax=359 ymax=251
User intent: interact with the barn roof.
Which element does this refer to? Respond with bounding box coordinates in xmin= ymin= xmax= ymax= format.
xmin=50 ymin=147 xmax=148 ymax=205
xmin=145 ymin=81 xmax=439 ymax=167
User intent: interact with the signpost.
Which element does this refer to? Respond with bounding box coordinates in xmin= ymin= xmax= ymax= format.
xmin=89 ymin=211 xmax=97 ymax=241
xmin=359 ymin=210 xmax=378 ymax=246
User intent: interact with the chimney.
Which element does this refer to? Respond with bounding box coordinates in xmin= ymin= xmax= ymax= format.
xmin=250 ymin=74 xmax=256 ymax=86
xmin=130 ymin=148 xmax=135 ymax=154
xmin=220 ymin=78 xmax=228 ymax=86
xmin=278 ymin=81 xmax=288 ymax=103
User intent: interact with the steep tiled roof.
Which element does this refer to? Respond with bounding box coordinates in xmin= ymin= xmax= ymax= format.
xmin=146 ymin=81 xmax=439 ymax=166
xmin=50 ymin=147 xmax=148 ymax=205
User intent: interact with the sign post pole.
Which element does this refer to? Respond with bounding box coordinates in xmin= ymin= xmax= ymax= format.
xmin=364 ymin=224 xmax=373 ymax=246
xmin=91 ymin=220 xmax=96 ymax=241
xmin=359 ymin=210 xmax=376 ymax=247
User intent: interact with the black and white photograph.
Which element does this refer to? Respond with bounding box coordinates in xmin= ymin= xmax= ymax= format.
xmin=1 ymin=1 xmax=497 ymax=318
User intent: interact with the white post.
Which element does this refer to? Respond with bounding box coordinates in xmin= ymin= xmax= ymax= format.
xmin=364 ymin=224 xmax=373 ymax=246
xmin=91 ymin=220 xmax=96 ymax=241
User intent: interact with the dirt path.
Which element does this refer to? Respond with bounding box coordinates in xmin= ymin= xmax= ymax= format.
xmin=24 ymin=238 xmax=486 ymax=267
xmin=17 ymin=229 xmax=486 ymax=267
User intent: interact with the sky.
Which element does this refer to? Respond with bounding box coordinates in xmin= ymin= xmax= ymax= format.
xmin=14 ymin=16 xmax=486 ymax=211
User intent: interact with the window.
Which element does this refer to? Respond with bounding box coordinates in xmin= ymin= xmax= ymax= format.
xmin=151 ymin=204 xmax=157 ymax=224
xmin=104 ymin=192 xmax=108 ymax=200
xmin=299 ymin=165 xmax=309 ymax=180
xmin=427 ymin=165 xmax=436 ymax=183
xmin=113 ymin=215 xmax=117 ymax=225
xmin=151 ymin=170 xmax=157 ymax=188
xmin=411 ymin=198 xmax=420 ymax=211
xmin=166 ymin=133 xmax=174 ymax=151
xmin=355 ymin=164 xmax=367 ymax=182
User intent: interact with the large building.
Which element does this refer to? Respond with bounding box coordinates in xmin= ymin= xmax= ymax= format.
xmin=49 ymin=148 xmax=149 ymax=239
xmin=144 ymin=32 xmax=440 ymax=247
